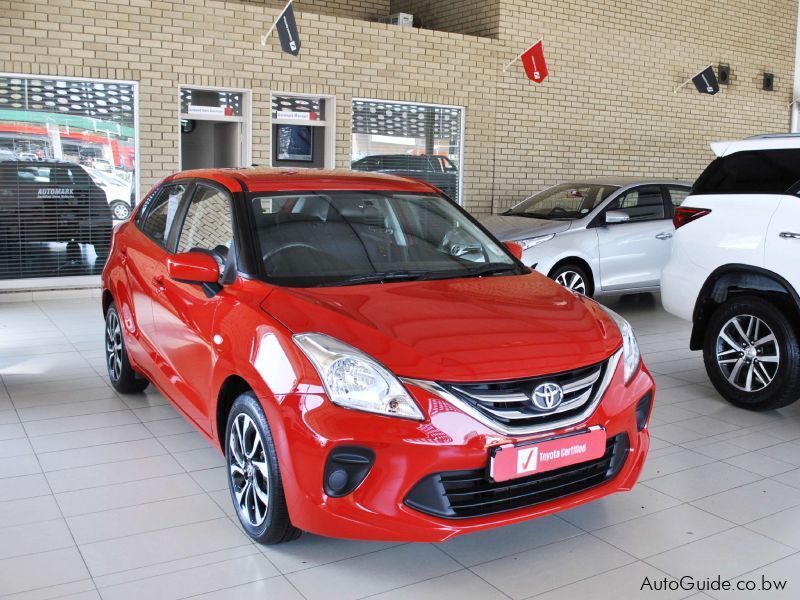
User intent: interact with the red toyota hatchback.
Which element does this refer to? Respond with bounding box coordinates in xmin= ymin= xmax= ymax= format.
xmin=101 ymin=168 xmax=653 ymax=544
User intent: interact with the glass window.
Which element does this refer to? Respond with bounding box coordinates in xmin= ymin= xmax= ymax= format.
xmin=177 ymin=186 xmax=234 ymax=261
xmin=249 ymin=191 xmax=519 ymax=287
xmin=507 ymin=183 xmax=619 ymax=220
xmin=351 ymin=100 xmax=463 ymax=203
xmin=606 ymin=186 xmax=666 ymax=222
xmin=140 ymin=184 xmax=187 ymax=247
xmin=667 ymin=186 xmax=690 ymax=207
xmin=693 ymin=150 xmax=800 ymax=195
xmin=0 ymin=75 xmax=137 ymax=282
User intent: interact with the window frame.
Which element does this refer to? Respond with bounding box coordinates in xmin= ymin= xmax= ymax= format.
xmin=664 ymin=185 xmax=692 ymax=217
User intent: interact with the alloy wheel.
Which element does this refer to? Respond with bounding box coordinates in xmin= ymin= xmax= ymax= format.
xmin=715 ymin=314 xmax=780 ymax=392
xmin=112 ymin=203 xmax=131 ymax=220
xmin=105 ymin=311 xmax=122 ymax=382
xmin=555 ymin=270 xmax=586 ymax=294
xmin=228 ymin=413 xmax=270 ymax=527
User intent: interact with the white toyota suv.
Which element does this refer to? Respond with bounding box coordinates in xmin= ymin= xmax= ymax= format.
xmin=662 ymin=134 xmax=800 ymax=410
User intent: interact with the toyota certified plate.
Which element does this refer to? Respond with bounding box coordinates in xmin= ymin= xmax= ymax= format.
xmin=490 ymin=427 xmax=607 ymax=483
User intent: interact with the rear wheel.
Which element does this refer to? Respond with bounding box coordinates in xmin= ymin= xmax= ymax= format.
xmin=225 ymin=392 xmax=301 ymax=544
xmin=550 ymin=263 xmax=593 ymax=296
xmin=105 ymin=303 xmax=149 ymax=393
xmin=703 ymin=295 xmax=800 ymax=410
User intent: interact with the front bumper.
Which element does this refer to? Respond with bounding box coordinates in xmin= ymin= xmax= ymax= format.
xmin=265 ymin=357 xmax=653 ymax=542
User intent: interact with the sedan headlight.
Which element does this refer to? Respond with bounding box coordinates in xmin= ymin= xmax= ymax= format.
xmin=517 ymin=234 xmax=554 ymax=250
xmin=600 ymin=306 xmax=641 ymax=384
xmin=293 ymin=333 xmax=424 ymax=421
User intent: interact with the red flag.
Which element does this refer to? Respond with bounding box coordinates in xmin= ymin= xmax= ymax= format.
xmin=521 ymin=40 xmax=548 ymax=83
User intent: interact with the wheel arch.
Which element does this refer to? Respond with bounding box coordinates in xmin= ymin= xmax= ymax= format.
xmin=102 ymin=289 xmax=113 ymax=316
xmin=215 ymin=374 xmax=257 ymax=452
xmin=691 ymin=264 xmax=800 ymax=350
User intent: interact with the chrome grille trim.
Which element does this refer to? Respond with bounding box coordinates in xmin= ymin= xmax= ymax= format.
xmin=402 ymin=349 xmax=622 ymax=436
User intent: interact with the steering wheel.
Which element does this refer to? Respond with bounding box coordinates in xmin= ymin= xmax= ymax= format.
xmin=262 ymin=242 xmax=337 ymax=266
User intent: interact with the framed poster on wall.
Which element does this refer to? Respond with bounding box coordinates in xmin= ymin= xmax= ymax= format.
xmin=277 ymin=124 xmax=313 ymax=162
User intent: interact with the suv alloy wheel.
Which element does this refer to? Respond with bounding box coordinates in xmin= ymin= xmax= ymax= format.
xmin=703 ymin=295 xmax=800 ymax=410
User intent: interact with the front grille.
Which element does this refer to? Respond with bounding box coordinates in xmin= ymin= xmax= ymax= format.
xmin=438 ymin=359 xmax=609 ymax=430
xmin=405 ymin=433 xmax=629 ymax=519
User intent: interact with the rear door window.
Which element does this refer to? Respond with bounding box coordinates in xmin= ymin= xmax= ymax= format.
xmin=693 ymin=149 xmax=800 ymax=195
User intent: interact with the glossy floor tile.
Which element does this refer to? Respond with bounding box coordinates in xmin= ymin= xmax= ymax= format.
xmin=2 ymin=294 xmax=800 ymax=599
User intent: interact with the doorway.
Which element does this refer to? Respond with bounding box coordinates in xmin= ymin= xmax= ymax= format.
xmin=179 ymin=87 xmax=251 ymax=170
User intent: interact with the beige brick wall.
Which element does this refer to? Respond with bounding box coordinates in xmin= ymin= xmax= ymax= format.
xmin=263 ymin=0 xmax=389 ymax=20
xmin=0 ymin=0 xmax=795 ymax=217
xmin=389 ymin=0 xmax=501 ymax=38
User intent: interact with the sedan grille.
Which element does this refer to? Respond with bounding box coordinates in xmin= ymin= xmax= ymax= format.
xmin=404 ymin=433 xmax=629 ymax=519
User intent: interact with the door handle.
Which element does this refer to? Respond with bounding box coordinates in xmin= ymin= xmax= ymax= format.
xmin=779 ymin=231 xmax=800 ymax=239
xmin=151 ymin=276 xmax=165 ymax=293
xmin=655 ymin=232 xmax=673 ymax=240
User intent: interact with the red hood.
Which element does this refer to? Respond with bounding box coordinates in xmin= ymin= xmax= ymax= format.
xmin=261 ymin=273 xmax=621 ymax=382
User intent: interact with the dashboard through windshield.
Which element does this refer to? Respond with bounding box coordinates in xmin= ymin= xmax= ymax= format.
xmin=506 ymin=183 xmax=619 ymax=220
xmin=248 ymin=191 xmax=523 ymax=287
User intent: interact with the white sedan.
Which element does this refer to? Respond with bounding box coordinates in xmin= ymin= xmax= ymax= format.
xmin=481 ymin=178 xmax=691 ymax=297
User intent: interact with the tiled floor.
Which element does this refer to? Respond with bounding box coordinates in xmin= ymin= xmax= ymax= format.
xmin=2 ymin=294 xmax=800 ymax=599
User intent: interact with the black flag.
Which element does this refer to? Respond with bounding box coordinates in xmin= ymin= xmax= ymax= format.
xmin=692 ymin=66 xmax=719 ymax=95
xmin=276 ymin=2 xmax=301 ymax=56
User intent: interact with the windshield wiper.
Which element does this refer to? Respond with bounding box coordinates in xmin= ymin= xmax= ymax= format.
xmin=324 ymin=270 xmax=434 ymax=287
xmin=507 ymin=212 xmax=552 ymax=220
xmin=462 ymin=263 xmax=519 ymax=278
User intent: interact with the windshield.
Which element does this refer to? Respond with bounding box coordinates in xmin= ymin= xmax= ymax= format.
xmin=248 ymin=191 xmax=522 ymax=287
xmin=506 ymin=183 xmax=619 ymax=219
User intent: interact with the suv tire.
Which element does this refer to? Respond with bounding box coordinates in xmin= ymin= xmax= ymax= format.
xmin=225 ymin=392 xmax=302 ymax=544
xmin=703 ymin=295 xmax=800 ymax=410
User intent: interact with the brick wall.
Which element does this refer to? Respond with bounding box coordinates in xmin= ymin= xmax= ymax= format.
xmin=265 ymin=0 xmax=389 ymax=20
xmin=389 ymin=0 xmax=501 ymax=38
xmin=0 ymin=0 xmax=795 ymax=217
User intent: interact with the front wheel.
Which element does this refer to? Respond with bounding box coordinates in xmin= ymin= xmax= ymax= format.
xmin=550 ymin=263 xmax=593 ymax=296
xmin=703 ymin=295 xmax=800 ymax=410
xmin=225 ymin=392 xmax=301 ymax=544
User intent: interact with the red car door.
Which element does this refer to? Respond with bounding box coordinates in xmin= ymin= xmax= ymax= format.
xmin=125 ymin=183 xmax=190 ymax=366
xmin=150 ymin=182 xmax=239 ymax=433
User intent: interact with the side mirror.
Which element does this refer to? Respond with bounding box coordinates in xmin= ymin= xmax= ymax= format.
xmin=167 ymin=252 xmax=220 ymax=284
xmin=605 ymin=210 xmax=631 ymax=224
xmin=504 ymin=241 xmax=524 ymax=260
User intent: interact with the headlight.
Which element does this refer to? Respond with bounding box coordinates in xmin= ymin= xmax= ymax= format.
xmin=517 ymin=234 xmax=554 ymax=250
xmin=293 ymin=333 xmax=424 ymax=421
xmin=600 ymin=306 xmax=641 ymax=384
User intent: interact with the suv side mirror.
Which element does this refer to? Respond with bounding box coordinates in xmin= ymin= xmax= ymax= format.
xmin=605 ymin=210 xmax=631 ymax=224
xmin=167 ymin=252 xmax=220 ymax=284
xmin=504 ymin=241 xmax=524 ymax=260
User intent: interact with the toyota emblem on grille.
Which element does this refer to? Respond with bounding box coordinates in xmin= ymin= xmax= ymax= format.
xmin=531 ymin=382 xmax=564 ymax=411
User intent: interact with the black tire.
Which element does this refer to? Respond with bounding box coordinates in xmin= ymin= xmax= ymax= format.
xmin=703 ymin=295 xmax=800 ymax=410
xmin=104 ymin=303 xmax=150 ymax=393
xmin=225 ymin=392 xmax=301 ymax=545
xmin=549 ymin=263 xmax=594 ymax=297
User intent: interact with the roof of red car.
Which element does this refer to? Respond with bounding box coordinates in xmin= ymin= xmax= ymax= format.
xmin=166 ymin=167 xmax=437 ymax=194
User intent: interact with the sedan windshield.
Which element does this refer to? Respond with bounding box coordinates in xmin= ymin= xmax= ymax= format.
xmin=248 ymin=191 xmax=522 ymax=287
xmin=506 ymin=183 xmax=619 ymax=219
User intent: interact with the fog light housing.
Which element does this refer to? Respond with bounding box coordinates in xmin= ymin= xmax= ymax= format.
xmin=636 ymin=391 xmax=653 ymax=431
xmin=323 ymin=446 xmax=375 ymax=497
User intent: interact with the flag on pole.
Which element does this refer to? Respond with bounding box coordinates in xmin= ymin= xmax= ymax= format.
xmin=520 ymin=40 xmax=548 ymax=83
xmin=691 ymin=65 xmax=719 ymax=95
xmin=261 ymin=0 xmax=301 ymax=56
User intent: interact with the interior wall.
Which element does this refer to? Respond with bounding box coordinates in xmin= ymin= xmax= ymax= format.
xmin=181 ymin=121 xmax=240 ymax=170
